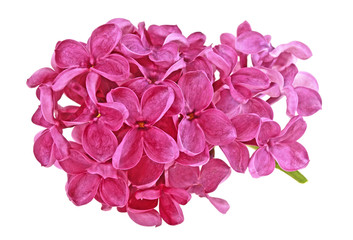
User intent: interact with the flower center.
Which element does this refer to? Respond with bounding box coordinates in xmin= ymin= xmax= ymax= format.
xmin=186 ymin=112 xmax=196 ymax=120
xmin=137 ymin=121 xmax=146 ymax=129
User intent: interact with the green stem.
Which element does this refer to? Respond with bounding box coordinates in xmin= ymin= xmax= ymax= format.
xmin=275 ymin=162 xmax=308 ymax=184
xmin=247 ymin=145 xmax=308 ymax=184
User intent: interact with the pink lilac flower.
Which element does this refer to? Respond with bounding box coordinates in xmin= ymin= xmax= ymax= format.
xmin=28 ymin=19 xmax=321 ymax=226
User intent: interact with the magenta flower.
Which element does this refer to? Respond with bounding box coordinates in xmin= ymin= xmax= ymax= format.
xmin=249 ymin=116 xmax=309 ymax=177
xmin=108 ymin=85 xmax=179 ymax=169
xmin=52 ymin=23 xmax=129 ymax=92
xmin=28 ymin=19 xmax=321 ymax=226
xmin=177 ymin=70 xmax=237 ymax=155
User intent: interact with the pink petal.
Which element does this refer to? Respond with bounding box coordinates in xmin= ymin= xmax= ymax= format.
xmin=295 ymin=87 xmax=322 ymax=116
xmin=71 ymin=123 xmax=87 ymax=144
xmin=178 ymin=71 xmax=213 ymax=112
xmin=220 ymin=141 xmax=249 ymax=173
xmin=39 ymin=85 xmax=55 ymax=124
xmin=213 ymin=44 xmax=238 ymax=73
xmin=177 ymin=118 xmax=206 ymax=155
xmin=197 ymin=109 xmax=237 ymax=145
xmin=270 ymin=142 xmax=309 ymax=171
xmin=59 ymin=148 xmax=94 ymax=174
xmin=93 ymin=54 xmax=129 ymax=83
xmin=85 ymin=71 xmax=100 ymax=104
xmin=159 ymin=193 xmax=184 ymax=225
xmin=167 ymin=163 xmax=199 ymax=189
xmin=120 ymin=34 xmax=151 ymax=58
xmin=123 ymin=77 xmax=150 ymax=99
xmin=154 ymin=116 xmax=177 ymax=140
xmin=148 ymin=24 xmax=182 ymax=47
xmin=185 ymin=56 xmax=214 ymax=81
xmin=256 ymin=120 xmax=281 ymax=146
xmin=100 ymin=178 xmax=129 ymax=207
xmin=52 ymin=68 xmax=88 ymax=91
xmin=187 ymin=32 xmax=206 ymax=47
xmin=163 ymin=80 xmax=185 ymax=116
xmin=98 ymin=102 xmax=128 ymax=131
xmin=55 ymin=40 xmax=89 ymax=68
xmin=112 ymin=128 xmax=143 ymax=170
xmin=31 ymin=106 xmax=52 ymax=128
xmin=231 ymin=114 xmax=261 ymax=141
xmin=228 ymin=84 xmax=252 ymax=103
xmin=87 ymin=162 xmax=123 ymax=179
xmin=164 ymin=33 xmax=189 ymax=47
xmin=237 ymin=21 xmax=252 ymax=36
xmin=107 ymin=18 xmax=136 ymax=34
xmin=248 ymin=147 xmax=276 ymax=178
xmin=128 ymin=209 xmax=162 ymax=227
xmin=274 ymin=116 xmax=307 ymax=144
xmin=176 ymin=146 xmax=209 ymax=166
xmin=235 ymin=31 xmax=269 ymax=54
xmin=33 ymin=129 xmax=54 ymax=167
xmin=149 ymin=43 xmax=179 ymax=67
xmin=270 ymin=41 xmax=312 ymax=60
xmin=50 ymin=127 xmax=69 ymax=159
xmin=160 ymin=58 xmax=186 ymax=81
xmin=204 ymin=48 xmax=231 ymax=79
xmin=200 ymin=158 xmax=231 ymax=193
xmin=27 ymin=68 xmax=57 ymax=88
xmin=281 ymin=64 xmax=298 ymax=87
xmin=231 ymin=67 xmax=270 ymax=90
xmin=66 ymin=173 xmax=101 ymax=206
xmin=214 ymin=88 xmax=240 ymax=116
xmin=240 ymin=97 xmax=274 ymax=119
xmin=206 ymin=195 xmax=230 ymax=214
xmin=89 ymin=24 xmax=122 ymax=60
xmin=82 ymin=121 xmax=118 ymax=163
xmin=293 ymin=71 xmax=319 ymax=91
xmin=128 ymin=155 xmax=164 ymax=186
xmin=220 ymin=33 xmax=236 ymax=49
xmin=144 ymin=126 xmax=179 ymax=164
xmin=107 ymin=87 xmax=140 ymax=125
xmin=135 ymin=189 xmax=161 ymax=200
xmin=164 ymin=188 xmax=191 ymax=205
xmin=283 ymin=86 xmax=299 ymax=117
xmin=141 ymin=85 xmax=175 ymax=124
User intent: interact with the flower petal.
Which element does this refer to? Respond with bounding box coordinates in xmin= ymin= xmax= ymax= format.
xmin=274 ymin=116 xmax=307 ymax=144
xmin=100 ymin=178 xmax=129 ymax=207
xmin=232 ymin=67 xmax=270 ymax=90
xmin=206 ymin=195 xmax=230 ymax=214
xmin=89 ymin=24 xmax=122 ymax=60
xmin=52 ymin=68 xmax=88 ymax=92
xmin=270 ymin=142 xmax=309 ymax=171
xmin=270 ymin=41 xmax=312 ymax=60
xmin=220 ymin=141 xmax=249 ymax=173
xmin=231 ymin=114 xmax=261 ymax=141
xmin=295 ymin=87 xmax=322 ymax=116
xmin=283 ymin=86 xmax=299 ymax=117
xmin=128 ymin=155 xmax=164 ymax=186
xmin=164 ymin=188 xmax=191 ymax=205
xmin=159 ymin=193 xmax=184 ymax=225
xmin=167 ymin=163 xmax=199 ymax=189
xmin=141 ymin=85 xmax=174 ymax=124
xmin=148 ymin=24 xmax=182 ymax=47
xmin=50 ymin=126 xmax=69 ymax=159
xmin=98 ymin=102 xmax=128 ymax=131
xmin=256 ymin=120 xmax=281 ymax=146
xmin=33 ymin=129 xmax=54 ymax=167
xmin=240 ymin=97 xmax=274 ymax=119
xmin=107 ymin=18 xmax=136 ymax=34
xmin=55 ymin=40 xmax=89 ymax=68
xmin=178 ymin=70 xmax=213 ymax=112
xmin=120 ymin=34 xmax=151 ymax=58
xmin=197 ymin=109 xmax=237 ymax=145
xmin=248 ymin=147 xmax=276 ymax=178
xmin=93 ymin=54 xmax=130 ymax=83
xmin=200 ymin=158 xmax=231 ymax=193
xmin=235 ymin=31 xmax=269 ymax=54
xmin=27 ymin=68 xmax=57 ymax=88
xmin=39 ymin=85 xmax=55 ymax=125
xmin=176 ymin=146 xmax=209 ymax=166
xmin=162 ymin=80 xmax=185 ymax=116
xmin=59 ymin=148 xmax=94 ymax=174
xmin=293 ymin=71 xmax=319 ymax=91
xmin=177 ymin=118 xmax=206 ymax=155
xmin=144 ymin=126 xmax=179 ymax=164
xmin=107 ymin=87 xmax=140 ymax=125
xmin=66 ymin=173 xmax=101 ymax=206
xmin=237 ymin=21 xmax=252 ymax=36
xmin=85 ymin=71 xmax=100 ymax=104
xmin=82 ymin=121 xmax=118 ymax=163
xmin=112 ymin=128 xmax=143 ymax=170
xmin=128 ymin=209 xmax=162 ymax=227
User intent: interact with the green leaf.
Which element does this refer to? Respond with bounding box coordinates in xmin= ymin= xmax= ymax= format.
xmin=275 ymin=162 xmax=308 ymax=184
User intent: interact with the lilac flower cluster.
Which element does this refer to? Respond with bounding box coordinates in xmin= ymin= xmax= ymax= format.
xmin=27 ymin=18 xmax=321 ymax=226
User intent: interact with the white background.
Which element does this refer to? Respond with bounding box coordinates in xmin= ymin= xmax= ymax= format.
xmin=1 ymin=0 xmax=352 ymax=239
